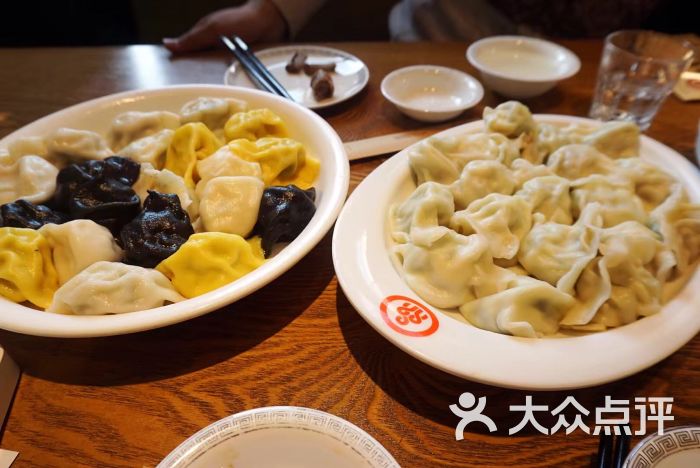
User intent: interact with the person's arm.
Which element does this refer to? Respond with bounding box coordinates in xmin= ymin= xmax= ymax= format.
xmin=163 ymin=0 xmax=326 ymax=54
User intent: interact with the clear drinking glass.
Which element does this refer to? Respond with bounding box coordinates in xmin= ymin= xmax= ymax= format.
xmin=589 ymin=30 xmax=695 ymax=130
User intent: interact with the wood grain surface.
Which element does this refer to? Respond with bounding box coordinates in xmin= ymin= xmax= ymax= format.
xmin=0 ymin=41 xmax=699 ymax=468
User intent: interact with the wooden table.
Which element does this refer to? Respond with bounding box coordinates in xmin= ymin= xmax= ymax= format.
xmin=0 ymin=41 xmax=699 ymax=468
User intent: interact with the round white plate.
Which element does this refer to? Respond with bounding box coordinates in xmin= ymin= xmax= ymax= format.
xmin=332 ymin=115 xmax=700 ymax=390
xmin=224 ymin=45 xmax=369 ymax=109
xmin=158 ymin=406 xmax=400 ymax=468
xmin=624 ymin=426 xmax=700 ymax=467
xmin=0 ymin=85 xmax=349 ymax=338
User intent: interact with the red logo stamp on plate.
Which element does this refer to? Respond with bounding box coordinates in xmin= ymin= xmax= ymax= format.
xmin=380 ymin=295 xmax=439 ymax=337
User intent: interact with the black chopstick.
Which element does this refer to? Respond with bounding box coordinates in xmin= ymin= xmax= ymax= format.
xmin=596 ymin=433 xmax=613 ymax=468
xmin=220 ymin=35 xmax=293 ymax=101
xmin=612 ymin=430 xmax=630 ymax=468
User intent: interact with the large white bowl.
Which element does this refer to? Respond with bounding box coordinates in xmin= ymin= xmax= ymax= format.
xmin=467 ymin=36 xmax=580 ymax=98
xmin=0 ymin=85 xmax=349 ymax=338
xmin=332 ymin=115 xmax=700 ymax=390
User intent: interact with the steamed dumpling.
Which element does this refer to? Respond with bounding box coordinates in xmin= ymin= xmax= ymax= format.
xmin=515 ymin=175 xmax=572 ymax=225
xmin=651 ymin=185 xmax=700 ymax=273
xmin=509 ymin=158 xmax=555 ymax=188
xmin=180 ymin=96 xmax=248 ymax=132
xmin=46 ymin=128 xmax=113 ymax=162
xmin=571 ymin=174 xmax=648 ymax=227
xmin=0 ymin=155 xmax=58 ymax=204
xmin=39 ymin=220 xmax=123 ymax=284
xmin=583 ymin=121 xmax=640 ymax=158
xmin=224 ymin=108 xmax=288 ymax=141
xmin=546 ymin=144 xmax=617 ymax=180
xmin=198 ymin=176 xmax=264 ymax=237
xmin=449 ymin=160 xmax=516 ymax=210
xmin=47 ymin=261 xmax=184 ymax=315
xmin=483 ymin=101 xmax=536 ymax=138
xmin=195 ymin=145 xmax=262 ymax=198
xmin=534 ymin=122 xmax=591 ymax=161
xmin=164 ymin=122 xmax=222 ymax=187
xmin=450 ymin=194 xmax=532 ymax=259
xmin=518 ymin=203 xmax=602 ymax=294
xmin=7 ymin=136 xmax=55 ymax=164
xmin=393 ymin=230 xmax=511 ymax=308
xmin=119 ymin=128 xmax=174 ymax=169
xmin=227 ymin=137 xmax=318 ymax=189
xmin=390 ymin=182 xmax=454 ymax=246
xmin=156 ymin=232 xmax=265 ymax=298
xmin=615 ymin=158 xmax=675 ymax=209
xmin=460 ymin=275 xmax=575 ymax=338
xmin=108 ymin=110 xmax=180 ymax=150
xmin=0 ymin=227 xmax=58 ymax=308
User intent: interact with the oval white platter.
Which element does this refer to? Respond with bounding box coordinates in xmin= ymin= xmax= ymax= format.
xmin=332 ymin=115 xmax=700 ymax=390
xmin=0 ymin=85 xmax=349 ymax=338
xmin=224 ymin=45 xmax=369 ymax=109
xmin=157 ymin=406 xmax=400 ymax=468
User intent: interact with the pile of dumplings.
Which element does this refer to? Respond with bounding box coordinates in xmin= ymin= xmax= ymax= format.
xmin=391 ymin=101 xmax=700 ymax=338
xmin=0 ymin=96 xmax=319 ymax=315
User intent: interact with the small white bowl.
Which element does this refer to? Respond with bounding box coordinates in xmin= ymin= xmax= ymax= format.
xmin=381 ymin=65 xmax=484 ymax=122
xmin=467 ymin=35 xmax=580 ymax=98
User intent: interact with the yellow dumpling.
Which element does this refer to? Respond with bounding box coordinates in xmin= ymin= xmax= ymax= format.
xmin=164 ymin=122 xmax=222 ymax=187
xmin=224 ymin=108 xmax=288 ymax=141
xmin=228 ymin=137 xmax=319 ymax=189
xmin=156 ymin=233 xmax=265 ymax=298
xmin=0 ymin=227 xmax=58 ymax=308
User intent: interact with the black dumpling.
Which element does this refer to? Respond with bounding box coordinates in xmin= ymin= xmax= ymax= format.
xmin=52 ymin=156 xmax=141 ymax=234
xmin=0 ymin=200 xmax=71 ymax=230
xmin=254 ymin=185 xmax=316 ymax=257
xmin=120 ymin=191 xmax=194 ymax=268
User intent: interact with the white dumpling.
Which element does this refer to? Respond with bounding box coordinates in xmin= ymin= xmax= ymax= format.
xmin=7 ymin=136 xmax=55 ymax=163
xmin=393 ymin=230 xmax=511 ymax=309
xmin=195 ymin=145 xmax=263 ymax=198
xmin=459 ymin=275 xmax=575 ymax=338
xmin=179 ymin=97 xmax=248 ymax=132
xmin=546 ymin=144 xmax=617 ymax=180
xmin=391 ymin=182 xmax=454 ymax=246
xmin=450 ymin=193 xmax=532 ymax=260
xmin=0 ymin=154 xmax=58 ymax=204
xmin=483 ymin=101 xmax=536 ymax=138
xmin=108 ymin=111 xmax=180 ymax=150
xmin=509 ymin=158 xmax=555 ymax=188
xmin=571 ymin=174 xmax=648 ymax=227
xmin=449 ymin=160 xmax=516 ymax=210
xmin=651 ymin=185 xmax=700 ymax=273
xmin=583 ymin=121 xmax=640 ymax=158
xmin=409 ymin=132 xmax=521 ymax=186
xmin=46 ymin=128 xmax=112 ymax=162
xmin=535 ymin=122 xmax=591 ymax=162
xmin=198 ymin=176 xmax=263 ymax=237
xmin=119 ymin=128 xmax=174 ymax=169
xmin=47 ymin=261 xmax=184 ymax=315
xmin=515 ymin=175 xmax=572 ymax=224
xmin=133 ymin=163 xmax=197 ymax=219
xmin=39 ymin=220 xmax=123 ymax=284
xmin=615 ymin=158 xmax=675 ymax=209
xmin=518 ymin=203 xmax=603 ymax=294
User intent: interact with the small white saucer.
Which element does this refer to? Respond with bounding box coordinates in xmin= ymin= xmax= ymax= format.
xmin=158 ymin=406 xmax=400 ymax=468
xmin=380 ymin=65 xmax=483 ymax=123
xmin=624 ymin=426 xmax=700 ymax=467
xmin=224 ymin=45 xmax=369 ymax=110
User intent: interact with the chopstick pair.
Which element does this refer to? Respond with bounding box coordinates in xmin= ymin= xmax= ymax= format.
xmin=596 ymin=427 xmax=630 ymax=468
xmin=220 ymin=35 xmax=293 ymax=101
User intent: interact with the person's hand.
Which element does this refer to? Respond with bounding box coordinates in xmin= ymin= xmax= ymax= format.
xmin=163 ymin=0 xmax=287 ymax=53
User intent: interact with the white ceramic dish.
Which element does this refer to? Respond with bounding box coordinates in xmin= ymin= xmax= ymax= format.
xmin=0 ymin=85 xmax=349 ymax=338
xmin=624 ymin=426 xmax=700 ymax=467
xmin=380 ymin=65 xmax=484 ymax=123
xmin=157 ymin=406 xmax=400 ymax=468
xmin=332 ymin=115 xmax=700 ymax=391
xmin=467 ymin=36 xmax=580 ymax=98
xmin=224 ymin=45 xmax=369 ymax=110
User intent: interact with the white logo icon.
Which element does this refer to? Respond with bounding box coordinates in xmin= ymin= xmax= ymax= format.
xmin=450 ymin=392 xmax=497 ymax=439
